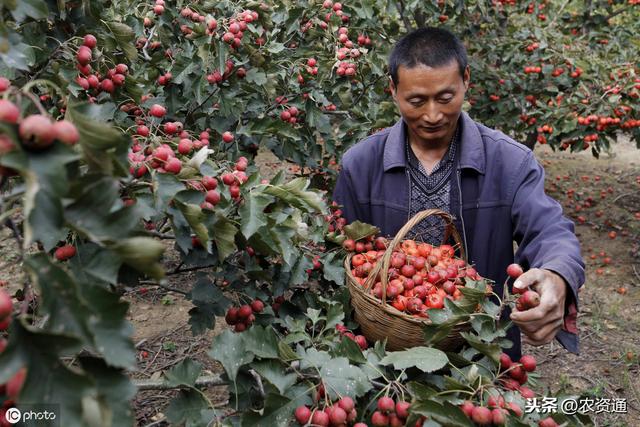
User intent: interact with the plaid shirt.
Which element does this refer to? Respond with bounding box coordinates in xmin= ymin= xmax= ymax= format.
xmin=405 ymin=129 xmax=458 ymax=244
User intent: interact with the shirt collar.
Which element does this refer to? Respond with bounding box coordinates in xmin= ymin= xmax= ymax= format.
xmin=383 ymin=111 xmax=486 ymax=174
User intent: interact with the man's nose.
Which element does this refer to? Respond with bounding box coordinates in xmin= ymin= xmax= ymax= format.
xmin=421 ymin=102 xmax=443 ymax=124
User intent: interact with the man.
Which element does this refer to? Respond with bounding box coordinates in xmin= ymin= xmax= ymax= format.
xmin=333 ymin=27 xmax=585 ymax=359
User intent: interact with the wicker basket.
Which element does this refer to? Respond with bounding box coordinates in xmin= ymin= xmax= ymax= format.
xmin=346 ymin=209 xmax=470 ymax=351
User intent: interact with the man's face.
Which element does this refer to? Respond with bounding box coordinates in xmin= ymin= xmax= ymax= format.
xmin=390 ymin=61 xmax=470 ymax=147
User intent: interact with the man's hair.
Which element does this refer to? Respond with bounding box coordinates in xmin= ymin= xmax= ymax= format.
xmin=389 ymin=27 xmax=468 ymax=85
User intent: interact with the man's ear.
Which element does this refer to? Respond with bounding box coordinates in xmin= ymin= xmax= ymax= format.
xmin=389 ymin=76 xmax=397 ymax=102
xmin=463 ymin=66 xmax=471 ymax=91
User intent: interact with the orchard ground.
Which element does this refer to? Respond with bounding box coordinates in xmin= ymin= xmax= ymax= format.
xmin=0 ymin=137 xmax=638 ymax=425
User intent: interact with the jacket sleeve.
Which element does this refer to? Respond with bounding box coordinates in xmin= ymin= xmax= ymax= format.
xmin=332 ymin=162 xmax=369 ymax=225
xmin=511 ymin=151 xmax=585 ymax=353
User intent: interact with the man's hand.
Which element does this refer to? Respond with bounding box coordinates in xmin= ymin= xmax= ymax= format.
xmin=509 ymin=268 xmax=567 ymax=346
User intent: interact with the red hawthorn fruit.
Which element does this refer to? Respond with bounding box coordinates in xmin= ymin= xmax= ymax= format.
xmin=517 ymin=290 xmax=540 ymax=310
xmin=354 ymin=335 xmax=367 ymax=350
xmin=0 ymin=77 xmax=11 ymax=92
xmin=506 ymin=263 xmax=523 ymax=279
xmin=491 ymin=408 xmax=507 ymax=425
xmin=371 ymin=411 xmax=389 ymax=426
xmin=519 ymin=354 xmax=536 ymax=372
xmin=0 ymin=337 xmax=7 ymax=353
xmin=82 ymin=34 xmax=98 ymax=49
xmin=0 ymin=316 xmax=10 ymax=330
xmin=225 ymin=307 xmax=238 ymax=325
xmin=150 ymin=104 xmax=166 ymax=118
xmin=54 ymin=245 xmax=76 ymax=261
xmin=460 ymin=401 xmax=475 ymax=418
xmin=343 ymin=239 xmax=356 ymax=251
xmin=52 ymin=120 xmax=80 ymax=145
xmin=471 ymin=406 xmax=492 ymax=425
xmin=0 ymin=289 xmax=12 ymax=319
xmin=499 ymin=352 xmax=512 ymax=370
xmin=164 ymin=158 xmax=182 ymax=174
xmin=538 ymin=417 xmax=559 ymax=427
xmin=6 ymin=368 xmax=26 ymax=400
xmin=19 ymin=114 xmax=55 ymax=149
xmin=177 ymin=139 xmax=193 ymax=154
xmin=311 ymin=410 xmax=330 ymax=426
xmin=0 ymin=100 xmax=20 ymax=123
xmin=294 ymin=405 xmax=311 ymax=424
xmin=328 ymin=406 xmax=347 ymax=425
xmin=238 ymin=304 xmax=252 ymax=319
xmin=338 ymin=396 xmax=355 ymax=412
xmin=395 ymin=401 xmax=410 ymax=418
xmin=234 ymin=322 xmax=247 ymax=332
xmin=100 ymin=78 xmax=115 ymax=93
xmin=519 ymin=386 xmax=535 ymax=399
xmin=115 ymin=63 xmax=129 ymax=74
xmin=377 ymin=396 xmax=395 ymax=413
xmin=229 ymin=185 xmax=241 ymax=199
xmin=221 ymin=173 xmax=236 ymax=185
xmin=251 ymin=300 xmax=264 ymax=313
xmin=76 ymin=46 xmax=92 ymax=65
xmin=222 ymin=131 xmax=234 ymax=143
xmin=509 ymin=365 xmax=526 ymax=382
xmin=507 ymin=401 xmax=523 ymax=417
xmin=205 ymin=190 xmax=221 ymax=206
xmin=202 ymin=176 xmax=218 ymax=190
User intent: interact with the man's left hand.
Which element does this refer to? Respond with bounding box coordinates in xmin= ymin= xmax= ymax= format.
xmin=509 ymin=268 xmax=567 ymax=346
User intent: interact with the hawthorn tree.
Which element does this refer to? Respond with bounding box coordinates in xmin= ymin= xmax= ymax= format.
xmin=0 ymin=0 xmax=637 ymax=425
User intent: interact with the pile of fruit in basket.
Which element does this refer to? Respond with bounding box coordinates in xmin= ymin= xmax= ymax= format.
xmin=346 ymin=236 xmax=487 ymax=318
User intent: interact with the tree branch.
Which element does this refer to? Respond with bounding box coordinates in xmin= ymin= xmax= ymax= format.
xmin=134 ymin=375 xmax=227 ymax=391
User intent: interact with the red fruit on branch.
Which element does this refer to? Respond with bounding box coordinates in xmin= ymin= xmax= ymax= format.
xmin=538 ymin=417 xmax=559 ymax=427
xmin=6 ymin=368 xmax=27 ymax=400
xmin=0 ymin=77 xmax=11 ymax=92
xmin=516 ymin=290 xmax=540 ymax=310
xmin=311 ymin=410 xmax=330 ymax=426
xmin=0 ymin=100 xmax=20 ymax=123
xmin=52 ymin=120 xmax=80 ymax=145
xmin=149 ymin=104 xmax=166 ymax=118
xmin=371 ymin=410 xmax=389 ymax=426
xmin=519 ymin=354 xmax=536 ymax=372
xmin=222 ymin=131 xmax=234 ymax=143
xmin=294 ymin=405 xmax=311 ymax=424
xmin=0 ymin=289 xmax=12 ymax=319
xmin=377 ymin=396 xmax=395 ymax=413
xmin=76 ymin=46 xmax=92 ymax=65
xmin=499 ymin=352 xmax=512 ymax=370
xmin=54 ymin=245 xmax=77 ymax=261
xmin=338 ymin=396 xmax=355 ymax=412
xmin=471 ymin=406 xmax=492 ymax=425
xmin=506 ymin=263 xmax=523 ymax=279
xmin=460 ymin=401 xmax=475 ymax=417
xmin=251 ymin=300 xmax=264 ymax=313
xmin=19 ymin=114 xmax=55 ymax=149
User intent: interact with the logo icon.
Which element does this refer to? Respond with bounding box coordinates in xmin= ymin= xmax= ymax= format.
xmin=5 ymin=407 xmax=21 ymax=424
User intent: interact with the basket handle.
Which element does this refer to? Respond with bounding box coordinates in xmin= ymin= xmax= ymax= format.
xmin=362 ymin=209 xmax=465 ymax=305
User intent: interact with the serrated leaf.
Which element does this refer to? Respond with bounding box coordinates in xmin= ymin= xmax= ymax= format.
xmin=243 ymin=325 xmax=279 ymax=359
xmin=252 ymin=360 xmax=297 ymax=394
xmin=380 ymin=347 xmax=448 ymax=373
xmin=459 ymin=332 xmax=501 ymax=365
xmin=66 ymin=101 xmax=129 ymax=150
xmin=334 ymin=337 xmax=367 ymax=364
xmin=165 ymin=389 xmax=210 ymax=426
xmin=239 ymin=192 xmax=273 ymax=238
xmin=174 ymin=199 xmax=209 ymax=245
xmin=242 ymin=392 xmax=308 ymax=427
xmin=246 ymin=69 xmax=268 ymax=85
xmin=165 ymin=359 xmax=203 ymax=388
xmin=320 ymin=357 xmax=371 ymax=399
xmin=107 ymin=22 xmax=137 ymax=61
xmin=321 ymin=251 xmax=345 ymax=286
xmin=278 ymin=341 xmax=300 ymax=362
xmin=343 ymin=221 xmax=380 ymax=241
xmin=411 ymin=400 xmax=474 ymax=427
xmin=210 ymin=212 xmax=237 ymax=260
xmin=209 ymin=330 xmax=254 ymax=381
xmin=110 ymin=237 xmax=165 ymax=280
xmin=10 ymin=0 xmax=48 ymax=22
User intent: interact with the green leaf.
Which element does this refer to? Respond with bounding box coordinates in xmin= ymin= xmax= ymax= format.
xmin=246 ymin=69 xmax=268 ymax=86
xmin=110 ymin=237 xmax=165 ymax=280
xmin=343 ymin=221 xmax=380 ymax=241
xmin=165 ymin=359 xmax=203 ymax=388
xmin=263 ymin=178 xmax=325 ymax=212
xmin=239 ymin=192 xmax=273 ymax=239
xmin=299 ymin=347 xmax=331 ymax=370
xmin=321 ymin=251 xmax=345 ymax=286
xmin=208 ymin=330 xmax=254 ymax=381
xmin=252 ymin=360 xmax=297 ymax=394
xmin=380 ymin=347 xmax=449 ymax=373
xmin=334 ymin=337 xmax=367 ymax=364
xmin=243 ymin=325 xmax=280 ymax=359
xmin=459 ymin=332 xmax=501 ymax=365
xmin=242 ymin=392 xmax=308 ymax=427
xmin=210 ymin=212 xmax=238 ymax=260
xmin=165 ymin=389 xmax=210 ymax=426
xmin=10 ymin=0 xmax=48 ymax=22
xmin=174 ymin=199 xmax=209 ymax=246
xmin=320 ymin=357 xmax=372 ymax=399
xmin=69 ymin=243 xmax=122 ymax=285
xmin=278 ymin=341 xmax=300 ymax=362
xmin=106 ymin=22 xmax=137 ymax=61
xmin=66 ymin=101 xmax=129 ymax=150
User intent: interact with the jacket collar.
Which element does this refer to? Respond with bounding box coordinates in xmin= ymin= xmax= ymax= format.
xmin=383 ymin=111 xmax=486 ymax=174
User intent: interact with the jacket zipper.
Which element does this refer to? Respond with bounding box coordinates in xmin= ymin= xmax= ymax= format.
xmin=405 ymin=169 xmax=411 ymax=223
xmin=456 ymin=168 xmax=469 ymax=262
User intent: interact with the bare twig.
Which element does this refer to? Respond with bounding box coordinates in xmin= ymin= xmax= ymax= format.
xmin=142 ymin=26 xmax=157 ymax=61
xmin=138 ymin=281 xmax=188 ymax=295
xmin=167 ymin=264 xmax=215 ymax=276
xmin=134 ymin=375 xmax=227 ymax=391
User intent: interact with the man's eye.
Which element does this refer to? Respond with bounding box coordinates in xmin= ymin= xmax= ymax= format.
xmin=439 ymin=96 xmax=453 ymax=103
xmin=409 ymin=100 xmax=424 ymax=107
